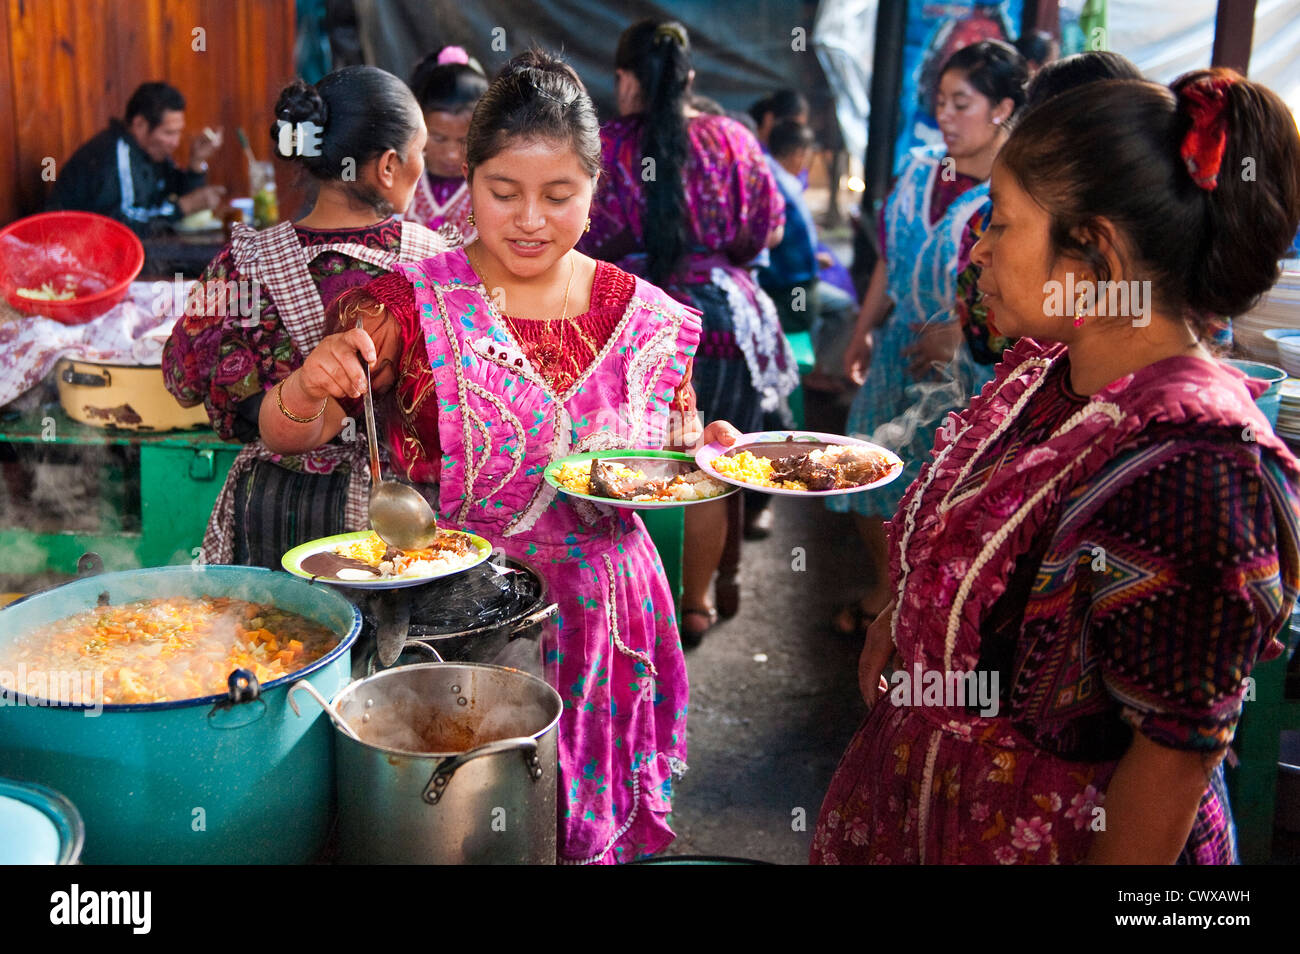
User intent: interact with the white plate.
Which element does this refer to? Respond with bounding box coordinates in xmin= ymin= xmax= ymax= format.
xmin=281 ymin=529 xmax=492 ymax=589
xmin=695 ymin=430 xmax=904 ymax=497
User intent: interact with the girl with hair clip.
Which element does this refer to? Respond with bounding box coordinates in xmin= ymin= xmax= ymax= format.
xmin=164 ymin=67 xmax=449 ymax=568
xmin=405 ymin=45 xmax=488 ymax=243
xmin=580 ymin=19 xmax=795 ymax=642
xmin=812 ymin=69 xmax=1300 ymax=865
xmin=260 ymin=49 xmax=739 ymax=864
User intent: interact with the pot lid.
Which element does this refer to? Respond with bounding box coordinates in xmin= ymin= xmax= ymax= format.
xmin=0 ymin=778 xmax=84 ymax=864
xmin=405 ymin=558 xmax=545 ymax=637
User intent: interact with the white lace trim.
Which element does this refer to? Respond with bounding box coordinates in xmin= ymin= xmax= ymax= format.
xmin=917 ymin=728 xmax=942 ymax=860
xmin=603 ymin=553 xmax=658 ymax=678
xmin=710 ymin=267 xmax=800 ymax=412
xmin=892 ymin=356 xmax=1051 ymax=649
xmin=558 ymin=768 xmax=642 ymax=865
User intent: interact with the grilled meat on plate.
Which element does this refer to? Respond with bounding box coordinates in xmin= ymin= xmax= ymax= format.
xmin=770 ymin=452 xmax=838 ymax=490
xmin=588 ymin=459 xmax=667 ymax=500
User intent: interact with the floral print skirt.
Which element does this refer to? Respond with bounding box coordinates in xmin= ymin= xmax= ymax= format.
xmin=810 ymin=702 xmax=1112 ymax=864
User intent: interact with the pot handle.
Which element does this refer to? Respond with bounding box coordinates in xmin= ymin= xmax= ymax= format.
xmin=509 ymin=602 xmax=558 ymax=635
xmin=62 ymin=365 xmax=111 ymax=388
xmin=287 ymin=680 xmax=362 ymax=742
xmin=206 ymin=669 xmax=267 ymax=729
xmin=422 ymin=737 xmax=542 ymax=805
xmin=363 ymin=639 xmax=443 ymax=677
xmin=401 ymin=639 xmax=443 ymax=662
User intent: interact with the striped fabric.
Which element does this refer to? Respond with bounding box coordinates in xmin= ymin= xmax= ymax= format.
xmin=115 ymin=137 xmax=175 ymax=223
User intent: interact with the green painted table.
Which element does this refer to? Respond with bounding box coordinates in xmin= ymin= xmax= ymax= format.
xmin=0 ymin=405 xmax=240 ymax=578
xmin=0 ymin=404 xmax=687 ymax=622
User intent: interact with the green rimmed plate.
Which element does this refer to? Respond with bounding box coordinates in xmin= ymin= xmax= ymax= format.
xmin=281 ymin=529 xmax=492 ymax=589
xmin=544 ymin=449 xmax=737 ymax=510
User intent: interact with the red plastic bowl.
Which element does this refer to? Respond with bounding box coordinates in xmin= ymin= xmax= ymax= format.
xmin=0 ymin=211 xmax=145 ymax=324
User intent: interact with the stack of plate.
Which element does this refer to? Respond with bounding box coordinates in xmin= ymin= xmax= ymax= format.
xmin=1235 ymin=267 xmax=1300 ymax=363
xmin=1265 ymin=329 xmax=1300 ymax=376
xmin=1275 ymin=378 xmax=1300 ymax=444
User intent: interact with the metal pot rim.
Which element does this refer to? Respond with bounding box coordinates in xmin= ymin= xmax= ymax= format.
xmin=332 ymin=661 xmax=563 ymax=758
xmin=0 ymin=566 xmax=363 ymax=713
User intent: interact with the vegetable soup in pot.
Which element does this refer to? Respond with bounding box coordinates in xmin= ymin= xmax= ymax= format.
xmin=0 ymin=595 xmax=340 ymax=705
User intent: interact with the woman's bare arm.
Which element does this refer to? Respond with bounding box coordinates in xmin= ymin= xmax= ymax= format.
xmin=1085 ymin=732 xmax=1222 ymax=864
xmin=844 ymin=258 xmax=892 ymax=384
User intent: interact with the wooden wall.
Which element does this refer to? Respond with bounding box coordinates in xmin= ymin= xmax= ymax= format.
xmin=0 ymin=0 xmax=302 ymax=224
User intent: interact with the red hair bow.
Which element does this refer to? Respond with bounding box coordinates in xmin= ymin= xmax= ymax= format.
xmin=1179 ymin=76 xmax=1235 ymax=191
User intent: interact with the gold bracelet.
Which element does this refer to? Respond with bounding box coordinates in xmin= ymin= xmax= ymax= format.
xmin=276 ymin=377 xmax=326 ymax=424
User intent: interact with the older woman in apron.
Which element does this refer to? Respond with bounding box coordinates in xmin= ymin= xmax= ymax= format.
xmin=163 ymin=66 xmax=449 ymax=566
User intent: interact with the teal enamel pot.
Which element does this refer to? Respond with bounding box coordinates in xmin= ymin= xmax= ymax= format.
xmin=0 ymin=566 xmax=360 ymax=864
xmin=1221 ymin=358 xmax=1286 ymax=428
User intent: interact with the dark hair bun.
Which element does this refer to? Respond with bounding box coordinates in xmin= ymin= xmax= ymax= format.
xmin=267 ymin=67 xmax=423 ymax=217
xmin=1174 ymin=70 xmax=1300 ymax=320
xmin=999 ymin=72 xmax=1300 ymax=335
xmin=499 ymin=47 xmax=586 ymax=102
xmin=273 ymin=78 xmax=328 ymax=128
xmin=465 ymin=48 xmax=601 ymax=181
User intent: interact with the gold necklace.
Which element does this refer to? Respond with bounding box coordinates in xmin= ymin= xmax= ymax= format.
xmin=470 ymin=245 xmax=578 ymax=388
xmin=469 ymin=245 xmax=575 ymax=321
xmin=546 ymin=256 xmax=576 ymax=388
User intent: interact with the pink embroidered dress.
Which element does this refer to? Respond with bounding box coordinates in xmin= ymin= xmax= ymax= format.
xmin=405 ymin=172 xmax=475 ymax=246
xmin=812 ymin=337 xmax=1300 ymax=864
xmin=389 ymin=248 xmax=700 ymax=863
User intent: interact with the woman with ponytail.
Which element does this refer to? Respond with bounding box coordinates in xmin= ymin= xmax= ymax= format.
xmin=581 ymin=19 xmax=795 ymax=642
xmin=812 ymin=68 xmax=1300 ymax=864
xmin=405 ymin=45 xmax=488 ymax=242
xmin=164 ymin=67 xmax=449 ymax=566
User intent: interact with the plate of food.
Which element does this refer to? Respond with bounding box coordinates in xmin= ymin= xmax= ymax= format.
xmin=696 ymin=430 xmax=903 ymax=497
xmin=545 ymin=449 xmax=737 ymax=509
xmin=173 ymin=209 xmax=222 ymax=234
xmin=282 ymin=528 xmax=492 ymax=589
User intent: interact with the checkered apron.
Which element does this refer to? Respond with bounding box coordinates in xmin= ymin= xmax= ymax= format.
xmin=202 ymin=220 xmax=453 ymax=564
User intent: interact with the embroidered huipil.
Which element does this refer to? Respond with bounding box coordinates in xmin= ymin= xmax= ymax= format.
xmin=581 ymin=113 xmax=796 ymax=427
xmin=389 ymin=248 xmax=700 ymax=863
xmin=812 ymin=338 xmax=1300 ymax=864
xmin=405 ymin=172 xmax=476 ymax=245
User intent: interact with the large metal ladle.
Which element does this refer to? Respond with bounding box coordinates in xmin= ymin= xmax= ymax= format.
xmin=360 ymin=318 xmax=438 ymax=551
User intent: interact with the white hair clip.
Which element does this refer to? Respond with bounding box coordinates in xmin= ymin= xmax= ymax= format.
xmin=275 ymin=119 xmax=323 ymax=158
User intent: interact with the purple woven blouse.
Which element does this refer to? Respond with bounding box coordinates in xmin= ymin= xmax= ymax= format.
xmin=581 ymin=113 xmax=785 ymax=271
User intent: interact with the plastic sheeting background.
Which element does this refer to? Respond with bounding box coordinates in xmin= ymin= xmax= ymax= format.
xmin=811 ymin=0 xmax=1299 ymax=176
xmin=352 ymin=0 xmax=837 ymax=135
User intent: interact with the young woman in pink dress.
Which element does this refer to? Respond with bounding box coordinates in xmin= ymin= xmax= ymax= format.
xmin=260 ymin=50 xmax=738 ymax=864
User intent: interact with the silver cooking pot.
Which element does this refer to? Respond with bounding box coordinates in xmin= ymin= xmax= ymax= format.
xmin=298 ymin=662 xmax=562 ymax=864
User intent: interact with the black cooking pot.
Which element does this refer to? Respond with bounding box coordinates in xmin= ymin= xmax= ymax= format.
xmin=358 ymin=557 xmax=556 ymax=677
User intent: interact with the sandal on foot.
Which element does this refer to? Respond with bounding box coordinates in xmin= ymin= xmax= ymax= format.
xmin=681 ymin=606 xmax=719 ymax=649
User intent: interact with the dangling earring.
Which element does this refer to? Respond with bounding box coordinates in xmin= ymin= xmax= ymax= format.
xmin=1073 ymin=290 xmax=1090 ymax=328
xmin=584 ymin=217 xmax=591 ymax=233
xmin=467 ymin=210 xmax=476 ymax=228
